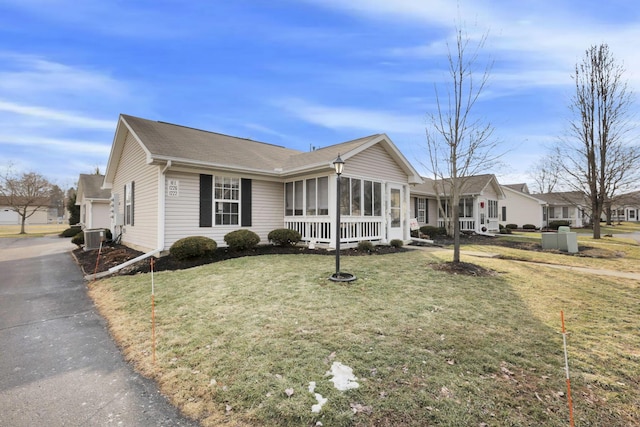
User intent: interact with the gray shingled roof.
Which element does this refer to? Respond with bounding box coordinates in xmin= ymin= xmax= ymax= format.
xmin=412 ymin=174 xmax=501 ymax=197
xmin=534 ymin=191 xmax=587 ymax=205
xmin=77 ymin=174 xmax=110 ymax=200
xmin=122 ymin=115 xmax=302 ymax=172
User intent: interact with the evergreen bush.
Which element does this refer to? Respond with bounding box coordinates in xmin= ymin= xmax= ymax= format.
xmin=224 ymin=229 xmax=260 ymax=251
xmin=170 ymin=236 xmax=217 ymax=260
xmin=267 ymin=228 xmax=302 ymax=247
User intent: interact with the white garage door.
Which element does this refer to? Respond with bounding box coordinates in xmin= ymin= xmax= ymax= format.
xmin=0 ymin=208 xmax=19 ymax=225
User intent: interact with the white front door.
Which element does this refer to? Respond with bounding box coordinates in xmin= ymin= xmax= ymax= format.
xmin=388 ymin=184 xmax=403 ymax=241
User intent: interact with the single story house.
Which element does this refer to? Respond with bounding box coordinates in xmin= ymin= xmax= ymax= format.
xmin=410 ymin=174 xmax=505 ymax=234
xmin=535 ymin=191 xmax=589 ymax=228
xmin=498 ymin=183 xmax=546 ymax=229
xmin=0 ymin=196 xmax=51 ymax=225
xmin=610 ymin=191 xmax=640 ymax=222
xmin=76 ymin=174 xmax=111 ymax=230
xmin=103 ymin=114 xmax=423 ymax=254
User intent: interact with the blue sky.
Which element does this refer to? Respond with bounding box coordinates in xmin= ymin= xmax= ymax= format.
xmin=1 ymin=0 xmax=639 ymax=189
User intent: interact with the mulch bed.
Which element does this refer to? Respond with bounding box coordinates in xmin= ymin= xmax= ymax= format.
xmin=73 ymin=243 xmax=410 ymax=277
xmin=72 ymin=233 xmax=623 ymax=278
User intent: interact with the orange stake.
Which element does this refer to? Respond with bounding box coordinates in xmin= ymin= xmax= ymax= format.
xmin=151 ymin=257 xmax=156 ymax=364
xmin=92 ymin=240 xmax=103 ymax=282
xmin=561 ymin=311 xmax=575 ymax=427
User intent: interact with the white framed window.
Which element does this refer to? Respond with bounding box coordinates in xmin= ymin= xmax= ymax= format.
xmin=305 ymin=177 xmax=329 ymax=216
xmin=124 ymin=181 xmax=134 ymax=225
xmin=488 ymin=200 xmax=498 ymax=219
xmin=416 ymin=198 xmax=427 ymax=223
xmin=214 ymin=176 xmax=239 ymax=225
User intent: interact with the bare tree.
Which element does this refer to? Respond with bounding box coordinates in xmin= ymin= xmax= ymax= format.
xmin=425 ymin=26 xmax=502 ymax=263
xmin=0 ymin=169 xmax=53 ymax=234
xmin=527 ymin=154 xmax=561 ymax=194
xmin=555 ymin=44 xmax=640 ymax=238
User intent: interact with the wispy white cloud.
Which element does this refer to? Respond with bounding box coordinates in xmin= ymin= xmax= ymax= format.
xmin=274 ymin=97 xmax=425 ymax=135
xmin=0 ymin=53 xmax=128 ymax=101
xmin=0 ymin=134 xmax=110 ymax=155
xmin=0 ymin=100 xmax=114 ymax=130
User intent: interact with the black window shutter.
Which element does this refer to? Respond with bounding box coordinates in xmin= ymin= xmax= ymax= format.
xmin=241 ymin=178 xmax=252 ymax=227
xmin=425 ymin=198 xmax=429 ymax=223
xmin=130 ymin=181 xmax=135 ymax=226
xmin=414 ymin=198 xmax=418 ymax=221
xmin=200 ymin=174 xmax=213 ymax=227
xmin=123 ymin=184 xmax=127 ymax=224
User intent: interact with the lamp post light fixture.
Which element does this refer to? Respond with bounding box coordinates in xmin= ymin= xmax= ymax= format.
xmin=329 ymin=154 xmax=356 ymax=282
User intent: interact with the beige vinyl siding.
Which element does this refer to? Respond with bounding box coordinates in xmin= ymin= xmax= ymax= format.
xmin=251 ymin=180 xmax=285 ymax=242
xmin=345 ymin=145 xmax=408 ymax=183
xmin=498 ymin=189 xmax=544 ymax=229
xmin=112 ymin=131 xmax=158 ymax=252
xmin=164 ymin=172 xmax=284 ymax=249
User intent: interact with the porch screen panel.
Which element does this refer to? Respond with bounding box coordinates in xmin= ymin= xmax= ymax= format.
xmin=285 ymin=182 xmax=293 ymax=216
xmin=351 ymin=179 xmax=361 ymax=216
xmin=306 ymin=179 xmax=316 ymax=215
xmin=364 ymin=181 xmax=373 ymax=216
xmin=340 ymin=177 xmax=350 ymax=215
xmin=293 ymin=181 xmax=303 ymax=215
xmin=373 ymin=182 xmax=382 ymax=216
xmin=317 ymin=177 xmax=328 ymax=215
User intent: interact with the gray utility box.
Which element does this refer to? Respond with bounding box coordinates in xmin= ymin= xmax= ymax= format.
xmin=541 ymin=226 xmax=578 ymax=253
xmin=84 ymin=229 xmax=106 ymax=251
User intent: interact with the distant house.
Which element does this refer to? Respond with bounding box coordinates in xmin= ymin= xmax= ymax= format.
xmin=499 ymin=183 xmax=546 ymax=229
xmin=610 ymin=191 xmax=640 ymax=222
xmin=103 ymin=114 xmax=423 ymax=254
xmin=0 ymin=196 xmax=51 ymax=225
xmin=535 ymin=191 xmax=589 ymax=228
xmin=76 ymin=174 xmax=111 ymax=229
xmin=410 ymin=174 xmax=505 ymax=234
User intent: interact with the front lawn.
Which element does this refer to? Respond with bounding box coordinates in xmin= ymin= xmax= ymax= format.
xmin=89 ymin=249 xmax=640 ymax=426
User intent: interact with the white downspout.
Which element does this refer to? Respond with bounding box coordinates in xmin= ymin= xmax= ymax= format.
xmin=84 ymin=160 xmax=172 ymax=281
xmin=157 ymin=160 xmax=172 ymax=251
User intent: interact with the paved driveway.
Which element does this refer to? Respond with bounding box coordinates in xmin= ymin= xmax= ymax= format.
xmin=0 ymin=236 xmax=198 ymax=427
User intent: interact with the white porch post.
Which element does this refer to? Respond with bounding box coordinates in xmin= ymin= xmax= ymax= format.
xmin=403 ymin=184 xmax=411 ymax=240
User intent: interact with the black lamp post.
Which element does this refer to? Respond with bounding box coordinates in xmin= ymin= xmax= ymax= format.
xmin=329 ymin=154 xmax=356 ymax=282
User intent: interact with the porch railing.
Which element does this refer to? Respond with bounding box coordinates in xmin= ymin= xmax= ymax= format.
xmin=284 ymin=217 xmax=384 ymax=244
xmin=438 ymin=218 xmax=476 ymax=231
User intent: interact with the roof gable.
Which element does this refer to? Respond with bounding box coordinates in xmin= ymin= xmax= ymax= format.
xmin=104 ymin=115 xmax=423 ymax=184
xmin=412 ymin=174 xmax=505 ymax=199
xmin=77 ymin=174 xmax=110 ymax=201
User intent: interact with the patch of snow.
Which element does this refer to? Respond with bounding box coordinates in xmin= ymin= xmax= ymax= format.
xmin=311 ymin=393 xmax=327 ymax=413
xmin=308 ymin=381 xmax=316 ymax=393
xmin=326 ymin=362 xmax=359 ymax=391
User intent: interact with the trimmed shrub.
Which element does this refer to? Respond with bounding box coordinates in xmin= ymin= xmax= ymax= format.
xmin=357 ymin=240 xmax=374 ymax=252
xmin=499 ymin=227 xmax=512 ymax=234
xmin=506 ymin=223 xmax=518 ymax=229
xmin=170 ymin=236 xmax=217 ymax=260
xmin=522 ymin=224 xmax=537 ymax=230
xmin=549 ymin=220 xmax=571 ymax=230
xmin=61 ymin=226 xmax=82 ymax=237
xmin=268 ymin=228 xmax=302 ymax=247
xmin=224 ymin=229 xmax=260 ymax=251
xmin=419 ymin=225 xmax=447 ymax=238
xmin=71 ymin=231 xmax=84 ymax=247
xmin=390 ymin=239 xmax=404 ymax=248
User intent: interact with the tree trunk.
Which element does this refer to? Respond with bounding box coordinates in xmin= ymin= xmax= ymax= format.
xmin=452 ymin=204 xmax=461 ymax=263
xmin=20 ymin=217 xmax=26 ymax=234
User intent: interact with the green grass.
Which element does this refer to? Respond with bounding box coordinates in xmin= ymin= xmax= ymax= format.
xmin=0 ymin=223 xmax=68 ymax=237
xmin=89 ymin=246 xmax=640 ymax=427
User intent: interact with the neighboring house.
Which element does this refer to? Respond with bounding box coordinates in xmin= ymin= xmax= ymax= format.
xmin=535 ymin=191 xmax=589 ymax=228
xmin=0 ymin=196 xmax=50 ymax=225
xmin=410 ymin=174 xmax=505 ymax=234
xmin=499 ymin=183 xmax=546 ymax=229
xmin=610 ymin=191 xmax=640 ymax=222
xmin=76 ymin=174 xmax=111 ymax=229
xmin=103 ymin=114 xmax=423 ymax=254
